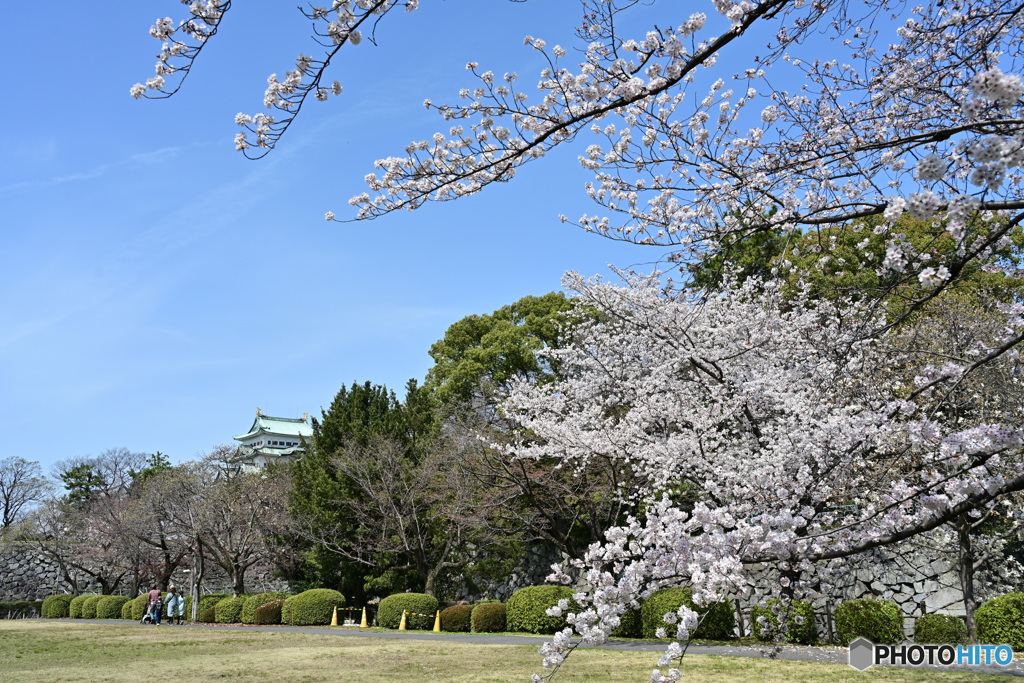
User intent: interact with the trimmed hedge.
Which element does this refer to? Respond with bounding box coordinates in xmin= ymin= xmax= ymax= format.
xmin=915 ymin=613 xmax=968 ymax=645
xmin=834 ymin=598 xmax=903 ymax=646
xmin=242 ymin=592 xmax=289 ymax=624
xmin=440 ymin=604 xmax=473 ymax=632
xmin=471 ymin=603 xmax=507 ymax=633
xmin=81 ymin=595 xmax=104 ymax=619
xmin=612 ymin=606 xmax=643 ymax=638
xmin=283 ymin=589 xmax=346 ymax=626
xmin=977 ymin=592 xmax=1024 ymax=650
xmin=641 ymin=588 xmax=735 ymax=640
xmin=121 ymin=600 xmax=133 ymax=620
xmin=96 ymin=596 xmax=131 ymax=620
xmin=378 ymin=593 xmax=437 ymax=630
xmin=215 ymin=596 xmax=247 ymax=624
xmin=751 ymin=599 xmax=817 ymax=645
xmin=195 ymin=594 xmax=231 ymax=623
xmin=69 ymin=595 xmax=92 ymax=619
xmin=0 ymin=601 xmax=37 ymax=618
xmin=42 ymin=594 xmax=73 ymax=619
xmin=507 ymin=586 xmax=577 ymax=635
xmin=255 ymin=599 xmax=285 ymax=625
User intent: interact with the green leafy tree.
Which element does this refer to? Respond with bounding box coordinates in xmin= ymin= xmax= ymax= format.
xmin=290 ymin=380 xmax=435 ymax=597
xmin=426 ymin=292 xmax=575 ymax=407
xmin=129 ymin=452 xmax=173 ymax=489
xmin=59 ymin=465 xmax=107 ymax=507
xmin=427 ymin=293 xmax=644 ymax=559
xmin=688 ymin=214 xmax=1024 ymax=307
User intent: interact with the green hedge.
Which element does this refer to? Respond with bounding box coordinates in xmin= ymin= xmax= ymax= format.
xmin=0 ymin=601 xmax=37 ymax=618
xmin=194 ymin=594 xmax=230 ymax=623
xmin=751 ymin=599 xmax=817 ymax=645
xmin=42 ymin=594 xmax=73 ymax=618
xmin=131 ymin=594 xmax=151 ymax=621
xmin=834 ymin=598 xmax=903 ymax=646
xmin=81 ymin=595 xmax=104 ymax=619
xmin=612 ymin=606 xmax=643 ymax=638
xmin=242 ymin=592 xmax=289 ymax=624
xmin=96 ymin=596 xmax=130 ymax=620
xmin=378 ymin=593 xmax=437 ymax=630
xmin=439 ymin=604 xmax=473 ymax=632
xmin=215 ymin=596 xmax=247 ymax=624
xmin=471 ymin=603 xmax=507 ymax=633
xmin=255 ymin=599 xmax=285 ymax=625
xmin=641 ymin=588 xmax=735 ymax=640
xmin=121 ymin=600 xmax=133 ymax=620
xmin=69 ymin=595 xmax=92 ymax=619
xmin=283 ymin=589 xmax=346 ymax=626
xmin=977 ymin=593 xmax=1024 ymax=650
xmin=507 ymin=586 xmax=577 ymax=635
xmin=914 ymin=613 xmax=968 ymax=645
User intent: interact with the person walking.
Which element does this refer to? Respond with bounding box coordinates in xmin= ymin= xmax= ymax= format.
xmin=166 ymin=587 xmax=185 ymax=625
xmin=147 ymin=584 xmax=163 ymax=625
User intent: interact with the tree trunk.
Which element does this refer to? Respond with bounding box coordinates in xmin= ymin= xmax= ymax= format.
xmin=130 ymin=566 xmax=141 ymax=597
xmin=191 ymin=539 xmax=204 ymax=623
xmin=424 ymin=564 xmax=439 ymax=598
xmin=231 ymin=562 xmax=246 ymax=597
xmin=957 ymin=515 xmax=979 ymax=644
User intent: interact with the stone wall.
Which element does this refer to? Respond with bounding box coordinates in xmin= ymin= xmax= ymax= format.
xmin=0 ymin=543 xmax=288 ymax=601
xmin=462 ymin=544 xmax=569 ymax=603
xmin=472 ymin=537 xmax=1019 ymax=639
xmin=0 ymin=544 xmax=99 ymax=601
xmin=738 ymin=539 xmax=1019 ymax=638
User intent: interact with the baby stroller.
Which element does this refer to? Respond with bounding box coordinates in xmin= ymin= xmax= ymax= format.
xmin=141 ymin=601 xmax=162 ymax=625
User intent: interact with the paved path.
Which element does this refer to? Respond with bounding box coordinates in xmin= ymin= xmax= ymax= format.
xmin=67 ymin=619 xmax=1024 ymax=677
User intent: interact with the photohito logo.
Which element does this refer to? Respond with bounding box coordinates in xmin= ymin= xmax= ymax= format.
xmin=848 ymin=638 xmax=1014 ymax=671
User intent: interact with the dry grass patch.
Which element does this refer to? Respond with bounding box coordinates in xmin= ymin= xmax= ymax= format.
xmin=0 ymin=621 xmax=1011 ymax=682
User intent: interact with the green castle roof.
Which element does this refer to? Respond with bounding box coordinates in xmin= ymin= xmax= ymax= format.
xmin=233 ymin=412 xmax=313 ymax=441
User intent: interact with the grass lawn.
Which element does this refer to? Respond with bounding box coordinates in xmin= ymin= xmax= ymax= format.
xmin=0 ymin=621 xmax=1012 ymax=682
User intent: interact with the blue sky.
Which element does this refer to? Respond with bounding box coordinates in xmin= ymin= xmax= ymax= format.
xmin=1 ymin=1 xmax=670 ymax=474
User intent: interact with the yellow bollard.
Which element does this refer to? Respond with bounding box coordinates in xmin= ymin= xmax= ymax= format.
xmin=331 ymin=606 xmax=338 ymax=626
xmin=433 ymin=610 xmax=441 ymax=633
xmin=399 ymin=610 xmax=407 ymax=631
xmin=360 ymin=607 xmax=368 ymax=628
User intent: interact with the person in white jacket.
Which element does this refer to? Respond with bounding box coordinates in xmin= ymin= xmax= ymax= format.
xmin=165 ymin=587 xmax=185 ymax=625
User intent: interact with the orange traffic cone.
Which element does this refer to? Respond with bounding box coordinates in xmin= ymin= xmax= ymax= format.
xmin=399 ymin=610 xmax=407 ymax=631
xmin=331 ymin=606 xmax=338 ymax=626
xmin=360 ymin=607 xmax=368 ymax=628
xmin=433 ymin=610 xmax=441 ymax=632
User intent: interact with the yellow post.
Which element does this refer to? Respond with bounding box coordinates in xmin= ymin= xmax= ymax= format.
xmin=360 ymin=607 xmax=368 ymax=628
xmin=330 ymin=606 xmax=338 ymax=626
xmin=399 ymin=610 xmax=407 ymax=631
xmin=433 ymin=610 xmax=441 ymax=632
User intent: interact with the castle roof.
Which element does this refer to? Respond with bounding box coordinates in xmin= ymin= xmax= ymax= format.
xmin=232 ymin=411 xmax=313 ymax=442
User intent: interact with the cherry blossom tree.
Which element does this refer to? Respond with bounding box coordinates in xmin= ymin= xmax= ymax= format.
xmin=497 ymin=273 xmax=1023 ymax=679
xmin=132 ymin=0 xmax=1024 ymax=678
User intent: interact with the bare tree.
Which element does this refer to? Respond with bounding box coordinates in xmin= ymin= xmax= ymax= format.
xmin=135 ymin=461 xmax=215 ymax=618
xmin=0 ymin=457 xmax=51 ymax=534
xmin=138 ymin=452 xmax=292 ymax=599
xmin=201 ymin=465 xmax=292 ymax=596
xmin=454 ymin=412 xmax=645 ymax=561
xmin=296 ymin=434 xmax=513 ymax=597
